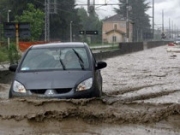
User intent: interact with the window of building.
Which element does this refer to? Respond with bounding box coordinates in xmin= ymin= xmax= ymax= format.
xmin=112 ymin=36 xmax=116 ymax=42
xmin=113 ymin=24 xmax=118 ymax=30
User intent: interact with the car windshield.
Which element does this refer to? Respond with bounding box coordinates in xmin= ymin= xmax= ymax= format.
xmin=20 ymin=47 xmax=89 ymax=71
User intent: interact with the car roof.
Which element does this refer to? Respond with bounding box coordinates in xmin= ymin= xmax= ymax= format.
xmin=31 ymin=42 xmax=88 ymax=49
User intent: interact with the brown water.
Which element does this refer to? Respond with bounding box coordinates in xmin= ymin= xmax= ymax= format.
xmin=1 ymin=46 xmax=180 ymax=135
xmin=0 ymin=95 xmax=179 ymax=135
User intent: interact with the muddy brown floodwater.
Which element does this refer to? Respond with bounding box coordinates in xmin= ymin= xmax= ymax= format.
xmin=1 ymin=46 xmax=180 ymax=135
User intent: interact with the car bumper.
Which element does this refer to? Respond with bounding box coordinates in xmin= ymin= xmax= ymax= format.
xmin=10 ymin=88 xmax=95 ymax=99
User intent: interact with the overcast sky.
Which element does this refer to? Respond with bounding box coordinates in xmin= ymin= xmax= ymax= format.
xmin=76 ymin=0 xmax=180 ymax=30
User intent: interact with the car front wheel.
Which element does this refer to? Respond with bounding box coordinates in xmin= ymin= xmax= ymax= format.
xmin=8 ymin=90 xmax=12 ymax=99
xmin=93 ymin=85 xmax=102 ymax=98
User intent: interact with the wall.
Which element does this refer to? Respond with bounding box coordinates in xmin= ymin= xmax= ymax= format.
xmin=94 ymin=41 xmax=171 ymax=60
xmin=145 ymin=41 xmax=170 ymax=49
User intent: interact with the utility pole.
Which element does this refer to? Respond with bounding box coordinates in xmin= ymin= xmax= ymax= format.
xmin=45 ymin=0 xmax=50 ymax=41
xmin=152 ymin=0 xmax=154 ymax=40
xmin=172 ymin=21 xmax=173 ymax=39
xmin=126 ymin=0 xmax=129 ymax=42
xmin=161 ymin=10 xmax=165 ymax=39
xmin=44 ymin=0 xmax=57 ymax=41
xmin=87 ymin=0 xmax=90 ymax=13
xmin=162 ymin=10 xmax=164 ymax=33
xmin=169 ymin=18 xmax=171 ymax=39
xmin=7 ymin=10 xmax=11 ymax=49
xmin=70 ymin=21 xmax=73 ymax=42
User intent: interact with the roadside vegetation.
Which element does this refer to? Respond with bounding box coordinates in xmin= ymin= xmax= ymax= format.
xmin=0 ymin=47 xmax=8 ymax=63
xmin=0 ymin=43 xmax=20 ymax=64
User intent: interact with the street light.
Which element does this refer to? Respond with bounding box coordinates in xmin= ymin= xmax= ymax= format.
xmin=7 ymin=10 xmax=11 ymax=49
xmin=126 ymin=0 xmax=129 ymax=42
xmin=126 ymin=0 xmax=132 ymax=42
xmin=70 ymin=21 xmax=73 ymax=42
xmin=7 ymin=10 xmax=11 ymax=22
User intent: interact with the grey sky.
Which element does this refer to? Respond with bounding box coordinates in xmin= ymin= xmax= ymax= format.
xmin=77 ymin=0 xmax=180 ymax=30
xmin=146 ymin=0 xmax=180 ymax=29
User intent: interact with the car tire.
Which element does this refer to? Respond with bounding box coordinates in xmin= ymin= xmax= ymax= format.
xmin=8 ymin=90 xmax=12 ymax=99
xmin=93 ymin=85 xmax=102 ymax=98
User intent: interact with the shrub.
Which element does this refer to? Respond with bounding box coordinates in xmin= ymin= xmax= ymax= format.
xmin=8 ymin=44 xmax=21 ymax=64
xmin=0 ymin=47 xmax=8 ymax=63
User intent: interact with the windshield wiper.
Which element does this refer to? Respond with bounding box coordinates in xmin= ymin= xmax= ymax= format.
xmin=59 ymin=50 xmax=66 ymax=70
xmin=72 ymin=49 xmax=85 ymax=70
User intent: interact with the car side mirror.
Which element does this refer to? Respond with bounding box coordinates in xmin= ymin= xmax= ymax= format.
xmin=9 ymin=64 xmax=18 ymax=72
xmin=95 ymin=61 xmax=107 ymax=70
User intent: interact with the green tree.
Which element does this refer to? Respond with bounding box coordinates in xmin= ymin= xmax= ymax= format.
xmin=0 ymin=0 xmax=82 ymax=41
xmin=0 ymin=0 xmax=44 ymax=22
xmin=78 ymin=7 xmax=102 ymax=43
xmin=77 ymin=8 xmax=89 ymax=30
xmin=15 ymin=3 xmax=44 ymax=41
xmin=114 ymin=0 xmax=151 ymax=41
xmin=49 ymin=0 xmax=82 ymax=41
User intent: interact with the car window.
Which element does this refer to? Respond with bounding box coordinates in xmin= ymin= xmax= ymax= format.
xmin=20 ymin=47 xmax=89 ymax=71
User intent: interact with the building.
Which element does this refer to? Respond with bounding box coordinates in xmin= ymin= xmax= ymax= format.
xmin=102 ymin=14 xmax=133 ymax=44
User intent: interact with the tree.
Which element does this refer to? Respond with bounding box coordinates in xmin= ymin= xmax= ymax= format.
xmin=15 ymin=3 xmax=44 ymax=41
xmin=0 ymin=0 xmax=82 ymax=42
xmin=49 ymin=0 xmax=82 ymax=41
xmin=77 ymin=7 xmax=102 ymax=43
xmin=114 ymin=0 xmax=151 ymax=41
xmin=0 ymin=0 xmax=44 ymax=22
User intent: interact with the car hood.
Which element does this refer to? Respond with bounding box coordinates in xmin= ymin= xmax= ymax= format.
xmin=15 ymin=70 xmax=92 ymax=90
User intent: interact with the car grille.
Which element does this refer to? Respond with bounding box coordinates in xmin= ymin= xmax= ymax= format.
xmin=56 ymin=88 xmax=72 ymax=94
xmin=30 ymin=89 xmax=46 ymax=94
xmin=30 ymin=88 xmax=72 ymax=95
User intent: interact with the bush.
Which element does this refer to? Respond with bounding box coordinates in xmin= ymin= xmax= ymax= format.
xmin=0 ymin=47 xmax=8 ymax=63
xmin=8 ymin=44 xmax=21 ymax=64
xmin=0 ymin=43 xmax=21 ymax=64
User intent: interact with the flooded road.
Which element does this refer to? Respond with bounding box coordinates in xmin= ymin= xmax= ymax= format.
xmin=1 ymin=45 xmax=180 ymax=135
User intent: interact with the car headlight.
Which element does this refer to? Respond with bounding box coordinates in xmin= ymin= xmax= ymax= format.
xmin=13 ymin=81 xmax=26 ymax=93
xmin=76 ymin=78 xmax=93 ymax=91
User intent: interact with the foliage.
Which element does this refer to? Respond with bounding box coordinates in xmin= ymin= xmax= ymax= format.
xmin=15 ymin=3 xmax=44 ymax=41
xmin=114 ymin=0 xmax=151 ymax=41
xmin=0 ymin=43 xmax=21 ymax=64
xmin=77 ymin=7 xmax=102 ymax=43
xmin=0 ymin=0 xmax=82 ymax=41
xmin=49 ymin=0 xmax=81 ymax=41
xmin=8 ymin=43 xmax=21 ymax=64
xmin=0 ymin=42 xmax=22 ymax=64
xmin=0 ymin=0 xmax=103 ymax=43
xmin=0 ymin=47 xmax=8 ymax=63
